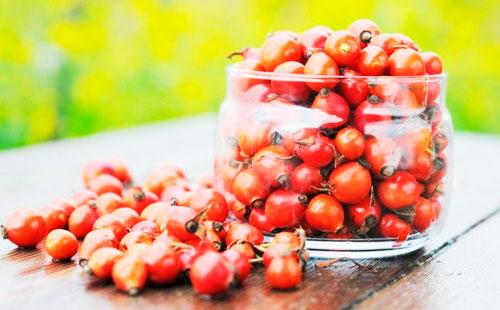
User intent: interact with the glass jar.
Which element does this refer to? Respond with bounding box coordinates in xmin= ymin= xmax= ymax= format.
xmin=214 ymin=65 xmax=451 ymax=258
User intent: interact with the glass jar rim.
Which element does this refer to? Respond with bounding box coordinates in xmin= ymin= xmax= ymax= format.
xmin=226 ymin=64 xmax=447 ymax=82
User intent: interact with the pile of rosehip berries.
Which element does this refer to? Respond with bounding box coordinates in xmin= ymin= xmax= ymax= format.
xmin=1 ymin=159 xmax=308 ymax=295
xmin=219 ymin=19 xmax=448 ymax=242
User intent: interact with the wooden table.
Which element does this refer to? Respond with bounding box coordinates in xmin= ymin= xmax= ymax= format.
xmin=1 ymin=114 xmax=499 ymax=309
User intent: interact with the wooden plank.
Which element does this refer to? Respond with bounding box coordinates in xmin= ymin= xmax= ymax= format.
xmin=358 ymin=210 xmax=500 ymax=309
xmin=1 ymin=114 xmax=500 ymax=309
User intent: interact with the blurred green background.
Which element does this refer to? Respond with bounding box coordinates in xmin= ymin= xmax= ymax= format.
xmin=1 ymin=0 xmax=499 ymax=150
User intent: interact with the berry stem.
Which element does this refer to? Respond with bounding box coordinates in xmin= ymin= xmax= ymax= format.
xmin=0 ymin=225 xmax=7 ymax=239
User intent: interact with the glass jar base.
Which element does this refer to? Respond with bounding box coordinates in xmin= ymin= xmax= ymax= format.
xmin=264 ymin=233 xmax=429 ymax=259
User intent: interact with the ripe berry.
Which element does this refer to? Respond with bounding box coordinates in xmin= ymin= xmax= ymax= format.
xmin=93 ymin=214 xmax=127 ymax=241
xmin=119 ymin=231 xmax=153 ymax=251
xmin=348 ymin=19 xmax=381 ymax=48
xmin=265 ymin=190 xmax=307 ymax=228
xmin=123 ymin=186 xmax=159 ymax=214
xmin=334 ymin=127 xmax=365 ymax=160
xmin=144 ymin=163 xmax=185 ymax=196
xmin=376 ymin=171 xmax=421 ymax=209
xmin=112 ymin=254 xmax=148 ymax=295
xmin=144 ymin=243 xmax=181 ymax=285
xmin=87 ymin=174 xmax=123 ymax=196
xmin=304 ymin=52 xmax=339 ymax=91
xmin=79 ymin=229 xmax=118 ymax=265
xmin=421 ymin=52 xmax=443 ymax=75
xmin=413 ymin=197 xmax=437 ymax=232
xmin=311 ymin=88 xmax=350 ymax=129
xmin=358 ymin=46 xmax=389 ymax=76
xmin=298 ymin=25 xmax=333 ymax=55
xmin=96 ymin=192 xmax=124 ymax=216
xmin=340 ymin=69 xmax=369 ymax=106
xmin=226 ymin=222 xmax=264 ymax=246
xmin=45 ymin=229 xmax=78 ymax=260
xmin=290 ymin=163 xmax=323 ymax=195
xmin=388 ymin=48 xmax=425 ymax=76
xmin=223 ymin=248 xmax=252 ymax=283
xmin=305 ymin=194 xmax=344 ymax=232
xmin=328 ymin=161 xmax=371 ymax=204
xmin=1 ymin=208 xmax=48 ymax=248
xmin=112 ymin=207 xmax=140 ymax=229
xmin=271 ymin=61 xmax=311 ymax=102
xmin=378 ymin=214 xmax=411 ymax=242
xmin=40 ymin=203 xmax=69 ymax=231
xmin=68 ymin=204 xmax=99 ymax=239
xmin=189 ymin=189 xmax=228 ymax=222
xmin=324 ymin=30 xmax=360 ymax=66
xmin=87 ymin=247 xmax=124 ymax=279
xmin=260 ymin=32 xmax=303 ymax=71
xmin=347 ymin=196 xmax=382 ymax=230
xmin=189 ymin=252 xmax=234 ymax=295
xmin=265 ymin=255 xmax=302 ymax=290
xmin=232 ymin=168 xmax=269 ymax=207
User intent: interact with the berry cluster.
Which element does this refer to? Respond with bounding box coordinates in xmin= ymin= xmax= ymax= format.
xmin=218 ymin=19 xmax=448 ymax=241
xmin=1 ymin=159 xmax=308 ymax=295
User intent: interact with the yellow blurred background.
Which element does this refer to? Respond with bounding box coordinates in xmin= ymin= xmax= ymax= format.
xmin=0 ymin=0 xmax=499 ymax=149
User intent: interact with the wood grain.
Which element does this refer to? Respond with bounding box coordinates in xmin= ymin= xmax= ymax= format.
xmin=358 ymin=210 xmax=500 ymax=309
xmin=1 ymin=114 xmax=500 ymax=309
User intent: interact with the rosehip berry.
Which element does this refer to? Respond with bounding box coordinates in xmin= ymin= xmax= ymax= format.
xmin=189 ymin=252 xmax=234 ymax=295
xmin=226 ymin=222 xmax=264 ymax=246
xmin=311 ymin=88 xmax=350 ymax=129
xmin=45 ymin=229 xmax=78 ymax=260
xmin=295 ymin=134 xmax=335 ymax=168
xmin=112 ymin=254 xmax=148 ymax=295
xmin=70 ymin=189 xmax=97 ymax=207
xmin=265 ymin=255 xmax=302 ymax=290
xmin=378 ymin=214 xmax=411 ymax=242
xmin=93 ymin=214 xmax=127 ymax=241
xmin=223 ymin=248 xmax=251 ymax=283
xmin=248 ymin=208 xmax=275 ymax=233
xmin=96 ymin=192 xmax=124 ymax=216
xmin=40 ymin=203 xmax=69 ymax=231
xmin=340 ymin=69 xmax=369 ymax=106
xmin=119 ymin=231 xmax=153 ymax=251
xmin=87 ymin=247 xmax=124 ymax=279
xmin=144 ymin=243 xmax=181 ymax=285
xmin=123 ymin=186 xmax=159 ymax=214
xmin=304 ymin=52 xmax=339 ymax=91
xmin=334 ymin=127 xmax=365 ymax=160
xmin=376 ymin=171 xmax=422 ymax=209
xmin=370 ymin=33 xmax=419 ymax=56
xmin=324 ymin=30 xmax=360 ymax=66
xmin=260 ymin=32 xmax=303 ymax=71
xmin=421 ymin=52 xmax=443 ymax=75
xmin=328 ymin=161 xmax=372 ymax=204
xmin=252 ymin=145 xmax=293 ymax=188
xmin=271 ymin=231 xmax=302 ymax=249
xmin=413 ymin=197 xmax=437 ymax=232
xmin=236 ymin=119 xmax=272 ymax=157
xmin=232 ymin=168 xmax=269 ymax=208
xmin=112 ymin=207 xmax=140 ymax=229
xmin=144 ymin=163 xmax=186 ymax=196
xmin=190 ymin=189 xmax=228 ymax=222
xmin=79 ymin=229 xmax=118 ymax=265
xmin=305 ymin=194 xmax=344 ymax=232
xmin=348 ymin=19 xmax=381 ymax=48
xmin=290 ymin=163 xmax=323 ymax=195
xmin=131 ymin=220 xmax=159 ymax=237
xmin=87 ymin=174 xmax=123 ymax=196
xmin=364 ymin=136 xmax=401 ymax=178
xmin=388 ymin=48 xmax=425 ymax=76
xmin=68 ymin=204 xmax=99 ymax=239
xmin=347 ymin=196 xmax=382 ymax=230
xmin=265 ymin=190 xmax=307 ymax=228
xmin=358 ymin=46 xmax=389 ymax=76
xmin=271 ymin=61 xmax=311 ymax=102
xmin=298 ymin=25 xmax=333 ymax=55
